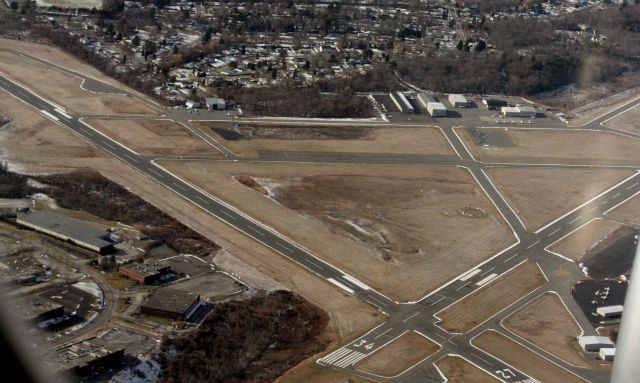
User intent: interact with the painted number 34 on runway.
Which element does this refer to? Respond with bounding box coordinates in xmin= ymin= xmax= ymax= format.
xmin=353 ymin=340 xmax=375 ymax=350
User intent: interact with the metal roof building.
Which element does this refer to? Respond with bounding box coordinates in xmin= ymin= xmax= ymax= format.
xmin=416 ymin=93 xmax=437 ymax=108
xmin=427 ymin=102 xmax=448 ymax=117
xmin=599 ymin=347 xmax=616 ymax=361
xmin=390 ymin=91 xmax=415 ymax=113
xmin=17 ymin=211 xmax=113 ymax=254
xmin=448 ymin=94 xmax=469 ymax=108
xmin=578 ymin=336 xmax=615 ymax=352
xmin=597 ymin=305 xmax=624 ymax=318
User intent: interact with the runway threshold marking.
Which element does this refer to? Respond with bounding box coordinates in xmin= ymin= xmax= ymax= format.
xmin=342 ymin=274 xmax=370 ymax=290
xmin=328 ymin=278 xmax=355 ymax=294
xmin=321 ymin=348 xmax=351 ymax=364
xmin=40 ymin=110 xmax=59 ymax=121
xmin=475 ymin=273 xmax=498 ymax=286
xmin=459 ymin=268 xmax=482 ymax=281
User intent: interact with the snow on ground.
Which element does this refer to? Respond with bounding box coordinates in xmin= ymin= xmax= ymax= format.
xmin=111 ymin=358 xmax=162 ymax=383
xmin=72 ymin=281 xmax=103 ymax=300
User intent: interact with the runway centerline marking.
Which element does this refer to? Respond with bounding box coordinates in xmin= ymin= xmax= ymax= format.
xmin=303 ymin=258 xmax=324 ymax=270
xmin=430 ymin=296 xmax=446 ymax=306
xmin=218 ymin=209 xmax=237 ymax=221
xmin=275 ymin=241 xmax=294 ymax=252
xmin=526 ymin=240 xmax=540 ymax=250
xmin=148 ymin=168 xmax=164 ymax=178
xmin=247 ymin=225 xmax=265 ymax=237
xmin=503 ymin=253 xmax=519 ymax=263
xmin=471 ymin=352 xmax=495 ymax=367
xmin=627 ymin=182 xmax=639 ymax=190
xmin=172 ymin=182 xmax=186 ymax=191
xmin=548 ymin=228 xmax=562 ymax=236
xmin=373 ymin=327 xmax=393 ymax=339
xmin=569 ymin=215 xmax=582 ymax=224
xmin=195 ymin=195 xmax=210 ymax=205
xmin=402 ymin=312 xmax=420 ymax=323
xmin=365 ymin=294 xmax=388 ymax=307
xmin=124 ymin=153 xmax=139 ymax=164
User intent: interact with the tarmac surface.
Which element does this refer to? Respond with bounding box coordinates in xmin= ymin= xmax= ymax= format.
xmin=2 ymin=49 xmax=640 ymax=382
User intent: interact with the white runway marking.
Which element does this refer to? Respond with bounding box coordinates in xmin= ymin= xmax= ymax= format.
xmin=374 ymin=327 xmax=393 ymax=339
xmin=334 ymin=351 xmax=367 ymax=367
xmin=475 ymin=273 xmax=498 ymax=286
xmin=218 ymin=209 xmax=237 ymax=221
xmin=54 ymin=108 xmax=72 ymax=119
xmin=480 ymin=267 xmax=495 ymax=276
xmin=275 ymin=241 xmax=294 ymax=252
xmin=569 ymin=215 xmax=582 ymax=224
xmin=471 ymin=352 xmax=495 ymax=367
xmin=172 ymin=182 xmax=186 ymax=191
xmin=548 ymin=228 xmax=561 ymax=236
xmin=303 ymin=258 xmax=324 ymax=270
xmin=613 ymin=192 xmax=621 ymax=198
xmin=430 ymin=296 xmax=446 ymax=306
xmin=627 ymin=182 xmax=639 ymax=190
xmin=247 ymin=225 xmax=264 ymax=237
xmin=328 ymin=278 xmax=355 ymax=293
xmin=148 ymin=168 xmax=164 ymax=178
xmin=503 ymin=253 xmax=519 ymax=263
xmin=342 ymin=274 xmax=370 ymax=290
xmin=320 ymin=347 xmax=351 ymax=364
xmin=459 ymin=269 xmax=482 ymax=281
xmin=195 ymin=195 xmax=210 ymax=205
xmin=526 ymin=240 xmax=540 ymax=249
xmin=40 ymin=109 xmax=59 ymax=121
xmin=124 ymin=153 xmax=139 ymax=164
xmin=402 ymin=312 xmax=420 ymax=323
xmin=103 ymin=141 xmax=116 ymax=149
xmin=366 ymin=294 xmax=388 ymax=307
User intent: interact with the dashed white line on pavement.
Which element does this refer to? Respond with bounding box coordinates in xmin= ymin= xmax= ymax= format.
xmin=503 ymin=253 xmax=519 ymax=263
xmin=627 ymin=182 xmax=639 ymax=190
xmin=328 ymin=278 xmax=355 ymax=294
xmin=148 ymin=168 xmax=164 ymax=178
xmin=569 ymin=215 xmax=582 ymax=224
xmin=430 ymin=296 xmax=446 ymax=306
xmin=124 ymin=153 xmax=139 ymax=164
xmin=613 ymin=192 xmax=621 ymax=198
xmin=476 ymin=273 xmax=498 ymax=286
xmin=366 ymin=294 xmax=388 ymax=307
xmin=526 ymin=240 xmax=540 ymax=249
xmin=303 ymin=258 xmax=324 ymax=270
xmin=172 ymin=182 xmax=186 ymax=191
xmin=195 ymin=195 xmax=210 ymax=205
xmin=374 ymin=327 xmax=393 ymax=339
xmin=247 ymin=225 xmax=265 ymax=237
xmin=601 ymin=200 xmax=608 ymax=205
xmin=433 ymin=333 xmax=447 ymax=341
xmin=275 ymin=241 xmax=294 ymax=252
xmin=402 ymin=312 xmax=420 ymax=323
xmin=455 ymin=283 xmax=471 ymax=292
xmin=471 ymin=352 xmax=495 ymax=367
xmin=480 ymin=267 xmax=495 ymax=276
xmin=548 ymin=228 xmax=561 ymax=236
xmin=218 ymin=209 xmax=237 ymax=221
xmin=103 ymin=141 xmax=116 ymax=149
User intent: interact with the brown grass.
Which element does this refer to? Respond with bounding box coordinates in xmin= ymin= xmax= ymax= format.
xmin=0 ymin=51 xmax=158 ymax=116
xmin=355 ymin=331 xmax=440 ymax=377
xmin=485 ymin=167 xmax=636 ymax=231
xmin=503 ymin=292 xmax=589 ymax=367
xmin=607 ymin=193 xmax=640 ymax=226
xmin=437 ymin=261 xmax=546 ymax=333
xmin=84 ymin=119 xmax=220 ymax=157
xmin=158 ymin=160 xmax=516 ymax=302
xmin=196 ymin=121 xmax=454 ymax=157
xmin=435 ymin=355 xmax=499 ymax=383
xmin=234 ymin=175 xmax=267 ymax=194
xmin=603 ymin=104 xmax=640 ymax=135
xmin=458 ymin=128 xmax=640 ymax=165
xmin=548 ymin=218 xmax=624 ymax=260
xmin=472 ymin=330 xmax=588 ymax=383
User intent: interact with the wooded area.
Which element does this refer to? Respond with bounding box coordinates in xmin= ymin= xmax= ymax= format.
xmin=157 ymin=290 xmax=328 ymax=383
xmin=0 ymin=162 xmax=37 ymax=198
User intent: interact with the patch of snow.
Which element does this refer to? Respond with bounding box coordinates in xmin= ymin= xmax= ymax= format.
xmin=72 ymin=281 xmax=104 ymax=300
xmin=111 ymin=357 xmax=161 ymax=383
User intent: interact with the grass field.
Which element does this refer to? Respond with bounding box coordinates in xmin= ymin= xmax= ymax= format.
xmin=458 ymin=128 xmax=640 ymax=165
xmin=195 ymin=121 xmax=454 ymax=157
xmin=355 ymin=331 xmax=440 ymax=377
xmin=485 ymin=167 xmax=636 ymax=231
xmin=436 ymin=261 xmax=546 ymax=333
xmin=158 ymin=160 xmax=515 ymax=302
xmin=607 ymin=193 xmax=640 ymax=226
xmin=503 ymin=292 xmax=589 ymax=367
xmin=472 ymin=330 xmax=588 ymax=383
xmin=85 ymin=119 xmax=221 ymax=157
xmin=548 ymin=218 xmax=624 ymax=261
xmin=435 ymin=355 xmax=498 ymax=383
xmin=0 ymin=51 xmax=158 ymax=116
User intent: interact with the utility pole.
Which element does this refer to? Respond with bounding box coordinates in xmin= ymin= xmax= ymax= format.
xmin=610 ymin=243 xmax=640 ymax=382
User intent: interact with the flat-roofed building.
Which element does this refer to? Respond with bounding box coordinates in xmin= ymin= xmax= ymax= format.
xmin=482 ymin=98 xmax=508 ymax=110
xmin=205 ymin=97 xmax=226 ymax=111
xmin=578 ymin=336 xmax=615 ymax=352
xmin=448 ymin=94 xmax=469 ymax=108
xmin=599 ymin=347 xmax=616 ymax=361
xmin=16 ymin=211 xmax=113 ymax=254
xmin=501 ymin=106 xmax=538 ymax=118
xmin=597 ymin=305 xmax=624 ymax=318
xmin=140 ymin=288 xmax=201 ymax=320
xmin=390 ymin=91 xmax=414 ymax=113
xmin=118 ymin=262 xmax=172 ymax=285
xmin=12 ymin=295 xmax=64 ymax=323
xmin=427 ymin=102 xmax=448 ymax=117
xmin=46 ymin=337 xmax=125 ymax=378
xmin=416 ymin=93 xmax=437 ymax=108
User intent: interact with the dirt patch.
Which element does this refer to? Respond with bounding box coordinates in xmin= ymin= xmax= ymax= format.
xmin=503 ymin=292 xmax=589 ymax=367
xmin=473 ymin=331 xmax=588 ymax=383
xmin=485 ymin=167 xmax=636 ymax=231
xmin=607 ymin=192 xmax=640 ymax=226
xmin=572 ymin=280 xmax=627 ymax=326
xmin=569 ymin=83 xmax=640 ymax=126
xmin=234 ymin=175 xmax=267 ymax=195
xmin=197 ymin=122 xmax=454 ymax=158
xmin=355 ymin=331 xmax=440 ymax=377
xmin=437 ymin=261 xmax=546 ymax=333
xmin=435 ymin=355 xmax=498 ymax=383
xmin=84 ymin=119 xmax=220 ymax=157
xmin=548 ymin=219 xmax=625 ymax=261
xmin=0 ymin=51 xmax=159 ymax=116
xmin=159 ymin=160 xmax=515 ymax=302
xmin=458 ymin=128 xmax=640 ymax=165
xmin=157 ymin=290 xmax=329 ymax=383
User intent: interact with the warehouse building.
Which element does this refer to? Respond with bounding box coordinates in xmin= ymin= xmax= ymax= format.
xmin=12 ymin=295 xmax=65 ymax=323
xmin=205 ymin=97 xmax=226 ymax=111
xmin=501 ymin=106 xmax=538 ymax=118
xmin=118 ymin=262 xmax=172 ymax=285
xmin=140 ymin=288 xmax=201 ymax=320
xmin=599 ymin=348 xmax=616 ymax=361
xmin=482 ymin=98 xmax=508 ymax=110
xmin=597 ymin=305 xmax=624 ymax=318
xmin=448 ymin=94 xmax=469 ymax=108
xmin=416 ymin=93 xmax=437 ymax=108
xmin=427 ymin=102 xmax=448 ymax=117
xmin=390 ymin=91 xmax=414 ymax=113
xmin=16 ymin=211 xmax=113 ymax=254
xmin=578 ymin=336 xmax=615 ymax=352
xmin=47 ymin=337 xmax=125 ymax=378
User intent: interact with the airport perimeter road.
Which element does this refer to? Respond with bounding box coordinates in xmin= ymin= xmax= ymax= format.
xmin=0 ymin=74 xmax=396 ymax=315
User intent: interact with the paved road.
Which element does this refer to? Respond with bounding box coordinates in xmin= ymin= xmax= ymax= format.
xmin=3 ymin=55 xmax=640 ymax=382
